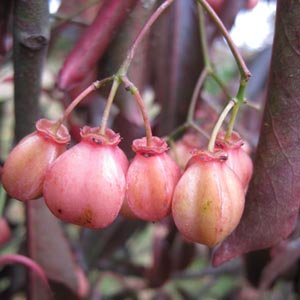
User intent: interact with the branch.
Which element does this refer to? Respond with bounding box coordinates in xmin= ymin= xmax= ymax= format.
xmin=13 ymin=1 xmax=50 ymax=299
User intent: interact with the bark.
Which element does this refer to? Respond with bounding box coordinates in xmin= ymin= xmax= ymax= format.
xmin=13 ymin=0 xmax=49 ymax=141
xmin=13 ymin=0 xmax=50 ymax=299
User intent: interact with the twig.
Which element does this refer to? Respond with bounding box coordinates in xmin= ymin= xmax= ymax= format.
xmin=13 ymin=1 xmax=50 ymax=299
xmin=197 ymin=0 xmax=251 ymax=81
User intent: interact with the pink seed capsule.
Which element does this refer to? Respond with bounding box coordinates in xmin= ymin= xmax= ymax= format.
xmin=126 ymin=137 xmax=180 ymax=222
xmin=2 ymin=119 xmax=70 ymax=201
xmin=44 ymin=127 xmax=127 ymax=229
xmin=172 ymin=150 xmax=245 ymax=247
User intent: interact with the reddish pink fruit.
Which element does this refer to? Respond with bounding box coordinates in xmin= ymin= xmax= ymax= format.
xmin=172 ymin=150 xmax=245 ymax=247
xmin=215 ymin=131 xmax=253 ymax=191
xmin=126 ymin=137 xmax=180 ymax=222
xmin=44 ymin=127 xmax=127 ymax=228
xmin=0 ymin=218 xmax=11 ymax=246
xmin=2 ymin=119 xmax=70 ymax=201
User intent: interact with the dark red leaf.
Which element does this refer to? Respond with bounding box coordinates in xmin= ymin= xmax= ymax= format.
xmin=213 ymin=1 xmax=300 ymax=266
xmin=57 ymin=0 xmax=138 ymax=91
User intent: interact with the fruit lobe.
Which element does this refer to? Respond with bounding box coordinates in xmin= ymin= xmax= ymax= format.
xmin=215 ymin=131 xmax=253 ymax=191
xmin=126 ymin=137 xmax=180 ymax=222
xmin=2 ymin=119 xmax=70 ymax=201
xmin=44 ymin=127 xmax=126 ymax=229
xmin=172 ymin=150 xmax=245 ymax=247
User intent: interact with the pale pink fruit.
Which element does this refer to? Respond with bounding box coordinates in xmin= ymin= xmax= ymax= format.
xmin=44 ymin=127 xmax=127 ymax=229
xmin=2 ymin=119 xmax=70 ymax=201
xmin=172 ymin=150 xmax=245 ymax=247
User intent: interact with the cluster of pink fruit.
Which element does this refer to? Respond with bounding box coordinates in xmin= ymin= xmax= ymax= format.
xmin=1 ymin=118 xmax=253 ymax=247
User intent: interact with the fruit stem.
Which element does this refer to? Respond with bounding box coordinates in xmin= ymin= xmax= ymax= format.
xmin=197 ymin=0 xmax=251 ymax=82
xmin=225 ymin=78 xmax=247 ymax=140
xmin=99 ymin=0 xmax=175 ymax=135
xmin=208 ymin=71 xmax=231 ymax=99
xmin=189 ymin=121 xmax=209 ymax=138
xmin=165 ymin=123 xmax=189 ymax=142
xmin=198 ymin=3 xmax=231 ymax=99
xmin=52 ymin=77 xmax=113 ymax=134
xmin=207 ymin=99 xmax=235 ymax=152
xmin=99 ymin=76 xmax=121 ymax=135
xmin=121 ymin=76 xmax=153 ymax=146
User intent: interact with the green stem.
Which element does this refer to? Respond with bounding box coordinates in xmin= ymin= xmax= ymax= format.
xmin=197 ymin=0 xmax=251 ymax=81
xmin=190 ymin=121 xmax=210 ymax=139
xmin=207 ymin=99 xmax=235 ymax=152
xmin=225 ymin=102 xmax=240 ymax=140
xmin=100 ymin=77 xmax=121 ymax=135
xmin=187 ymin=68 xmax=208 ymax=122
xmin=121 ymin=76 xmax=153 ymax=146
xmin=208 ymin=71 xmax=231 ymax=99
xmin=225 ymin=78 xmax=247 ymax=139
xmin=165 ymin=123 xmax=189 ymax=142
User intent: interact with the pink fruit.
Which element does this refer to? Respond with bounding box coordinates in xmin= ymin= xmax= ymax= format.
xmin=215 ymin=131 xmax=253 ymax=191
xmin=172 ymin=150 xmax=245 ymax=246
xmin=2 ymin=119 xmax=70 ymax=201
xmin=44 ymin=127 xmax=127 ymax=228
xmin=126 ymin=137 xmax=180 ymax=221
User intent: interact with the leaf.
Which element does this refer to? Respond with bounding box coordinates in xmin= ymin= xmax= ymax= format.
xmin=213 ymin=1 xmax=300 ymax=266
xmin=27 ymin=199 xmax=79 ymax=299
